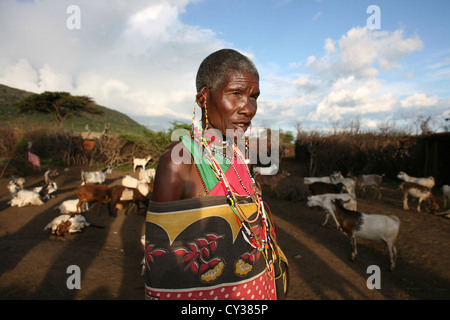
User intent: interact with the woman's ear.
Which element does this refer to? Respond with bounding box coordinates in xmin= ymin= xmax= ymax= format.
xmin=196 ymin=86 xmax=210 ymax=107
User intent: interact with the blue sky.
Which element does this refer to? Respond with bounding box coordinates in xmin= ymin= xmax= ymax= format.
xmin=1 ymin=0 xmax=449 ymax=134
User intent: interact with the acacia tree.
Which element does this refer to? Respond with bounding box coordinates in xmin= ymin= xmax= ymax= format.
xmin=16 ymin=91 xmax=103 ymax=129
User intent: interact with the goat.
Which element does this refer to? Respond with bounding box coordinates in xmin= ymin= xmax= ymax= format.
xmin=44 ymin=214 xmax=90 ymax=236
xmin=139 ymin=168 xmax=156 ymax=183
xmin=330 ymin=175 xmax=356 ymax=195
xmin=255 ymin=170 xmax=290 ymax=192
xmin=81 ymin=166 xmax=112 ymax=185
xmin=8 ymin=182 xmax=44 ymax=207
xmin=10 ymin=189 xmax=44 ymax=207
xmin=7 ymin=176 xmax=26 ymax=199
xmin=307 ymin=193 xmax=357 ymax=228
xmin=44 ymin=169 xmax=59 ymax=184
xmin=7 ymin=180 xmax=21 ymax=198
xmin=133 ymin=155 xmax=152 ymax=172
xmin=303 ymin=171 xmax=343 ymax=185
xmin=308 ymin=181 xmax=346 ymax=195
xmin=75 ymin=185 xmax=110 ymax=215
xmin=349 ymin=173 xmax=385 ymax=200
xmin=397 ymin=171 xmax=435 ymax=189
xmin=332 ymin=199 xmax=400 ymax=271
xmin=10 ymin=176 xmax=25 ymax=190
xmin=442 ymin=185 xmax=450 ymax=209
xmin=400 ymin=182 xmax=439 ymax=213
xmin=108 ymin=185 xmax=150 ymax=217
xmin=122 ymin=174 xmax=152 ymax=197
xmin=253 ymin=164 xmax=279 ymax=176
xmin=55 ymin=199 xmax=88 ymax=214
xmin=33 ymin=182 xmax=58 ymax=202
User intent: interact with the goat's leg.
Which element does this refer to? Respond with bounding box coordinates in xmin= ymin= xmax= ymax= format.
xmin=329 ymin=211 xmax=341 ymax=229
xmin=322 ymin=212 xmax=330 ymax=226
xmin=403 ymin=193 xmax=409 ymax=210
xmin=373 ymin=185 xmax=381 ymax=200
xmin=385 ymin=241 xmax=397 ymax=271
xmin=417 ymin=198 xmax=423 ymax=212
xmin=76 ymin=200 xmax=83 ymax=213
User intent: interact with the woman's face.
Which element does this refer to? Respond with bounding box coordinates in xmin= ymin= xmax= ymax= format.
xmin=201 ymin=69 xmax=260 ymax=137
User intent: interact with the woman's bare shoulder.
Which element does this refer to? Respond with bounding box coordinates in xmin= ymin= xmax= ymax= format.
xmin=151 ymin=140 xmax=194 ymax=202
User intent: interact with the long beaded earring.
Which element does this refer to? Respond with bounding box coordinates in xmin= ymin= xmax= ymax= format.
xmin=202 ymin=102 xmax=209 ymax=133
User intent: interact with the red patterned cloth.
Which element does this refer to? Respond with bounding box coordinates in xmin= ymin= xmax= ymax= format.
xmin=144 ymin=196 xmax=287 ymax=300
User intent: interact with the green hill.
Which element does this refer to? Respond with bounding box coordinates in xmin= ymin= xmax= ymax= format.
xmin=0 ymin=83 xmax=147 ymax=137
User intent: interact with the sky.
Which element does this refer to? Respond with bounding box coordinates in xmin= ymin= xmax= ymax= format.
xmin=0 ymin=0 xmax=449 ymax=135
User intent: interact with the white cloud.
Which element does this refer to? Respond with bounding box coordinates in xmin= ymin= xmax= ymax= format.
xmin=0 ymin=58 xmax=39 ymax=92
xmin=306 ymin=27 xmax=423 ymax=79
xmin=400 ymin=93 xmax=439 ymax=109
xmin=290 ymin=27 xmax=425 ymax=129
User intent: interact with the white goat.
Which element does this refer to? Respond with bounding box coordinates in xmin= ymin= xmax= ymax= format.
xmin=331 ymin=175 xmax=356 ymax=196
xmin=55 ymin=199 xmax=88 ymax=214
xmin=307 ymin=193 xmax=357 ymax=228
xmin=400 ymin=182 xmax=439 ymax=213
xmin=10 ymin=176 xmax=25 ymax=190
xmin=332 ymin=199 xmax=400 ymax=271
xmin=122 ymin=174 xmax=151 ymax=196
xmin=81 ymin=166 xmax=112 ymax=185
xmin=33 ymin=182 xmax=58 ymax=201
xmin=303 ymin=171 xmax=343 ymax=185
xmin=138 ymin=168 xmax=156 ymax=183
xmin=10 ymin=189 xmax=44 ymax=207
xmin=7 ymin=181 xmax=20 ymax=198
xmin=349 ymin=173 xmax=385 ymax=200
xmin=133 ymin=155 xmax=152 ymax=172
xmin=7 ymin=177 xmax=26 ymax=199
xmin=7 ymin=181 xmax=44 ymax=207
xmin=44 ymin=168 xmax=59 ymax=184
xmin=397 ymin=171 xmax=435 ymax=189
xmin=442 ymin=185 xmax=450 ymax=209
xmin=44 ymin=214 xmax=90 ymax=236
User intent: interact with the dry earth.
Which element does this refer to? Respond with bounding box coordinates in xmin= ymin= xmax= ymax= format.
xmin=0 ymin=159 xmax=449 ymax=300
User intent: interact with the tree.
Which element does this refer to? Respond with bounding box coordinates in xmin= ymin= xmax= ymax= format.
xmin=16 ymin=91 xmax=103 ymax=128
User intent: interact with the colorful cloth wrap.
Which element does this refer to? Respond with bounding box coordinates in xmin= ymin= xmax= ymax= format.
xmin=144 ymin=136 xmax=288 ymax=300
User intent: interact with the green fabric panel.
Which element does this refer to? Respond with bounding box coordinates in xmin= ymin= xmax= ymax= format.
xmin=180 ymin=135 xmax=230 ymax=192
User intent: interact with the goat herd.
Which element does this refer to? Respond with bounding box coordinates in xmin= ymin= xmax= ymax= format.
xmin=250 ymin=164 xmax=449 ymax=272
xmin=6 ymin=156 xmax=155 ymax=237
xmin=4 ymin=154 xmax=450 ymax=274
xmin=294 ymin=170 xmax=449 ymax=271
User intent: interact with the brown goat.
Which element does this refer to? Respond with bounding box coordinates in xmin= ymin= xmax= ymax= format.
xmin=255 ymin=170 xmax=290 ymax=192
xmin=309 ymin=181 xmax=346 ymax=195
xmin=400 ymin=182 xmax=439 ymax=213
xmin=109 ymin=185 xmax=149 ymax=217
xmin=75 ymin=185 xmax=110 ymax=216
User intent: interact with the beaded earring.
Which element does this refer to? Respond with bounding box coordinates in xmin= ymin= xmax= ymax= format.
xmin=202 ymin=101 xmax=209 ymax=133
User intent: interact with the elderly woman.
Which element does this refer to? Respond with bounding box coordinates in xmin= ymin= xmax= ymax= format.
xmin=145 ymin=49 xmax=287 ymax=300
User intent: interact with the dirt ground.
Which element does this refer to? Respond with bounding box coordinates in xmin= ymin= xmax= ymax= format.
xmin=0 ymin=158 xmax=449 ymax=300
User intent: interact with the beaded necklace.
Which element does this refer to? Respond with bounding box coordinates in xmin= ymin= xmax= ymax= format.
xmin=191 ymin=121 xmax=282 ymax=278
